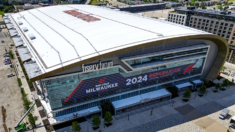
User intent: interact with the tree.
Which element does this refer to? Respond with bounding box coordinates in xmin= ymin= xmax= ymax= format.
xmin=104 ymin=111 xmax=113 ymax=124
xmin=183 ymin=88 xmax=191 ymax=99
xmin=71 ymin=121 xmax=81 ymax=132
xmin=198 ymin=85 xmax=206 ymax=95
xmin=195 ymin=3 xmax=199 ymax=8
xmin=215 ymin=83 xmax=221 ymax=91
xmin=222 ymin=79 xmax=230 ymax=89
xmin=92 ymin=115 xmax=101 ymax=128
xmin=190 ymin=0 xmax=195 ymax=6
xmin=218 ymin=5 xmax=223 ymax=10
xmin=0 ymin=5 xmax=4 ymax=11
xmin=153 ymin=0 xmax=156 ymax=3
xmin=202 ymin=6 xmax=206 ymax=9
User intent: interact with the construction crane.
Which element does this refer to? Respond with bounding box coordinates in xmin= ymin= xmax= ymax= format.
xmin=14 ymin=99 xmax=41 ymax=131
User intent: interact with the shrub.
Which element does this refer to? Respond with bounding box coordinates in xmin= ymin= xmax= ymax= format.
xmin=18 ymin=78 xmax=22 ymax=86
xmin=28 ymin=113 xmax=36 ymax=127
xmin=8 ymin=50 xmax=14 ymax=59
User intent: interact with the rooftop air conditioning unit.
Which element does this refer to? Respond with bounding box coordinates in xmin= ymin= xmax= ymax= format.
xmin=28 ymin=34 xmax=36 ymax=40
xmin=22 ymin=27 xmax=28 ymax=32
xmin=18 ymin=21 xmax=23 ymax=25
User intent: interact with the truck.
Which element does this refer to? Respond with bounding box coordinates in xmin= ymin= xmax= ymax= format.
xmin=15 ymin=99 xmax=40 ymax=131
xmin=219 ymin=108 xmax=229 ymax=119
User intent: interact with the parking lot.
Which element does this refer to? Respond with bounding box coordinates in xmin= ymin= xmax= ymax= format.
xmin=0 ymin=27 xmax=25 ymax=132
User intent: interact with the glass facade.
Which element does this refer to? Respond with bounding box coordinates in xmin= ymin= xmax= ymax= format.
xmin=125 ymin=48 xmax=208 ymax=67
xmin=44 ymin=57 xmax=205 ymax=112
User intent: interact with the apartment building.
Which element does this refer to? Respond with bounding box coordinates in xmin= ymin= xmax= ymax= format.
xmin=168 ymin=6 xmax=235 ymax=64
xmin=168 ymin=12 xmax=187 ymax=25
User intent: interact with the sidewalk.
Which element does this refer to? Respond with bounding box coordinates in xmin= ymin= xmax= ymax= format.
xmin=9 ymin=34 xmax=46 ymax=132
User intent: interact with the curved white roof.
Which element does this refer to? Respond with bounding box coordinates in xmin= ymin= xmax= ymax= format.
xmin=9 ymin=5 xmax=210 ymax=78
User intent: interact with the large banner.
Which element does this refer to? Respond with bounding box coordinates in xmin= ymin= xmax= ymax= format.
xmin=64 ymin=60 xmax=199 ymax=103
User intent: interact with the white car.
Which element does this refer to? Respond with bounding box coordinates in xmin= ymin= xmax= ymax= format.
xmin=7 ymin=73 xmax=15 ymax=78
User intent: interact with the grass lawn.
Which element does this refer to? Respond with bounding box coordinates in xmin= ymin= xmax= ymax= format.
xmin=229 ymin=0 xmax=235 ymax=2
xmin=90 ymin=0 xmax=101 ymax=5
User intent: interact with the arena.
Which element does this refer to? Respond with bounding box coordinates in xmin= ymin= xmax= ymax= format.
xmin=5 ymin=5 xmax=228 ymax=128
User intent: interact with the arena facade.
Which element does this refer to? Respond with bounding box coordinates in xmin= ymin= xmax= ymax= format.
xmin=5 ymin=5 xmax=228 ymax=127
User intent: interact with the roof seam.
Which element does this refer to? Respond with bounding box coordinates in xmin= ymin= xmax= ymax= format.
xmin=19 ymin=13 xmax=64 ymax=67
xmin=28 ymin=10 xmax=81 ymax=61
xmin=35 ymin=8 xmax=100 ymax=56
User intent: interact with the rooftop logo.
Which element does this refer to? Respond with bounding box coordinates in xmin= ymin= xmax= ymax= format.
xmin=82 ymin=61 xmax=113 ymax=73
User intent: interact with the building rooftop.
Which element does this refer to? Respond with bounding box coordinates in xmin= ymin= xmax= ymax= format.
xmin=175 ymin=7 xmax=235 ymax=18
xmin=7 ymin=5 xmax=212 ymax=80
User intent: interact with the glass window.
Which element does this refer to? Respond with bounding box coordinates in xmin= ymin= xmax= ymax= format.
xmin=45 ymin=56 xmax=206 ymax=110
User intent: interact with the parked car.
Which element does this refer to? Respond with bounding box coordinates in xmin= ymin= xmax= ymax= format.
xmin=230 ymin=115 xmax=235 ymax=128
xmin=3 ymin=58 xmax=10 ymax=62
xmin=4 ymin=60 xmax=11 ymax=65
xmin=1 ymin=40 xmax=4 ymax=43
xmin=219 ymin=108 xmax=229 ymax=119
xmin=3 ymin=54 xmax=9 ymax=57
xmin=10 ymin=43 xmax=14 ymax=46
xmin=7 ymin=73 xmax=15 ymax=78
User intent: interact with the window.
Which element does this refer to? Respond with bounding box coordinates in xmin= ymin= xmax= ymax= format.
xmin=225 ymin=23 xmax=228 ymax=26
xmin=195 ymin=18 xmax=197 ymax=21
xmin=197 ymin=26 xmax=200 ymax=28
xmin=231 ymin=41 xmax=234 ymax=44
xmin=205 ymin=27 xmax=208 ymax=30
xmin=230 ymin=24 xmax=233 ymax=27
xmin=203 ymin=20 xmax=206 ymax=22
xmin=222 ymin=34 xmax=225 ymax=37
xmin=209 ymin=28 xmax=212 ymax=31
xmin=201 ymin=26 xmax=204 ymax=29
xmin=207 ymin=20 xmax=209 ymax=23
xmin=227 ymin=35 xmax=230 ymax=38
xmin=221 ymin=23 xmax=224 ymax=25
xmin=216 ymin=22 xmax=219 ymax=24
xmin=220 ymin=26 xmax=223 ymax=29
xmin=219 ymin=30 xmax=222 ymax=33
xmin=223 ymin=31 xmax=226 ymax=33
xmin=199 ymin=19 xmax=201 ymax=21
xmin=229 ymin=28 xmax=232 ymax=31
xmin=214 ymin=29 xmax=217 ymax=32
xmin=211 ymin=21 xmax=214 ymax=24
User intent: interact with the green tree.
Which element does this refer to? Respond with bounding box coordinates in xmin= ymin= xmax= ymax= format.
xmin=71 ymin=121 xmax=81 ymax=132
xmin=195 ymin=3 xmax=199 ymax=8
xmin=218 ymin=5 xmax=223 ymax=10
xmin=190 ymin=0 xmax=195 ymax=6
xmin=215 ymin=83 xmax=221 ymax=91
xmin=222 ymin=79 xmax=230 ymax=89
xmin=92 ymin=115 xmax=101 ymax=128
xmin=153 ymin=0 xmax=156 ymax=3
xmin=198 ymin=85 xmax=207 ymax=95
xmin=0 ymin=5 xmax=4 ymax=11
xmin=14 ymin=2 xmax=20 ymax=5
xmin=201 ymin=6 xmax=206 ymax=9
xmin=183 ymin=88 xmax=191 ymax=99
xmin=104 ymin=111 xmax=113 ymax=124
